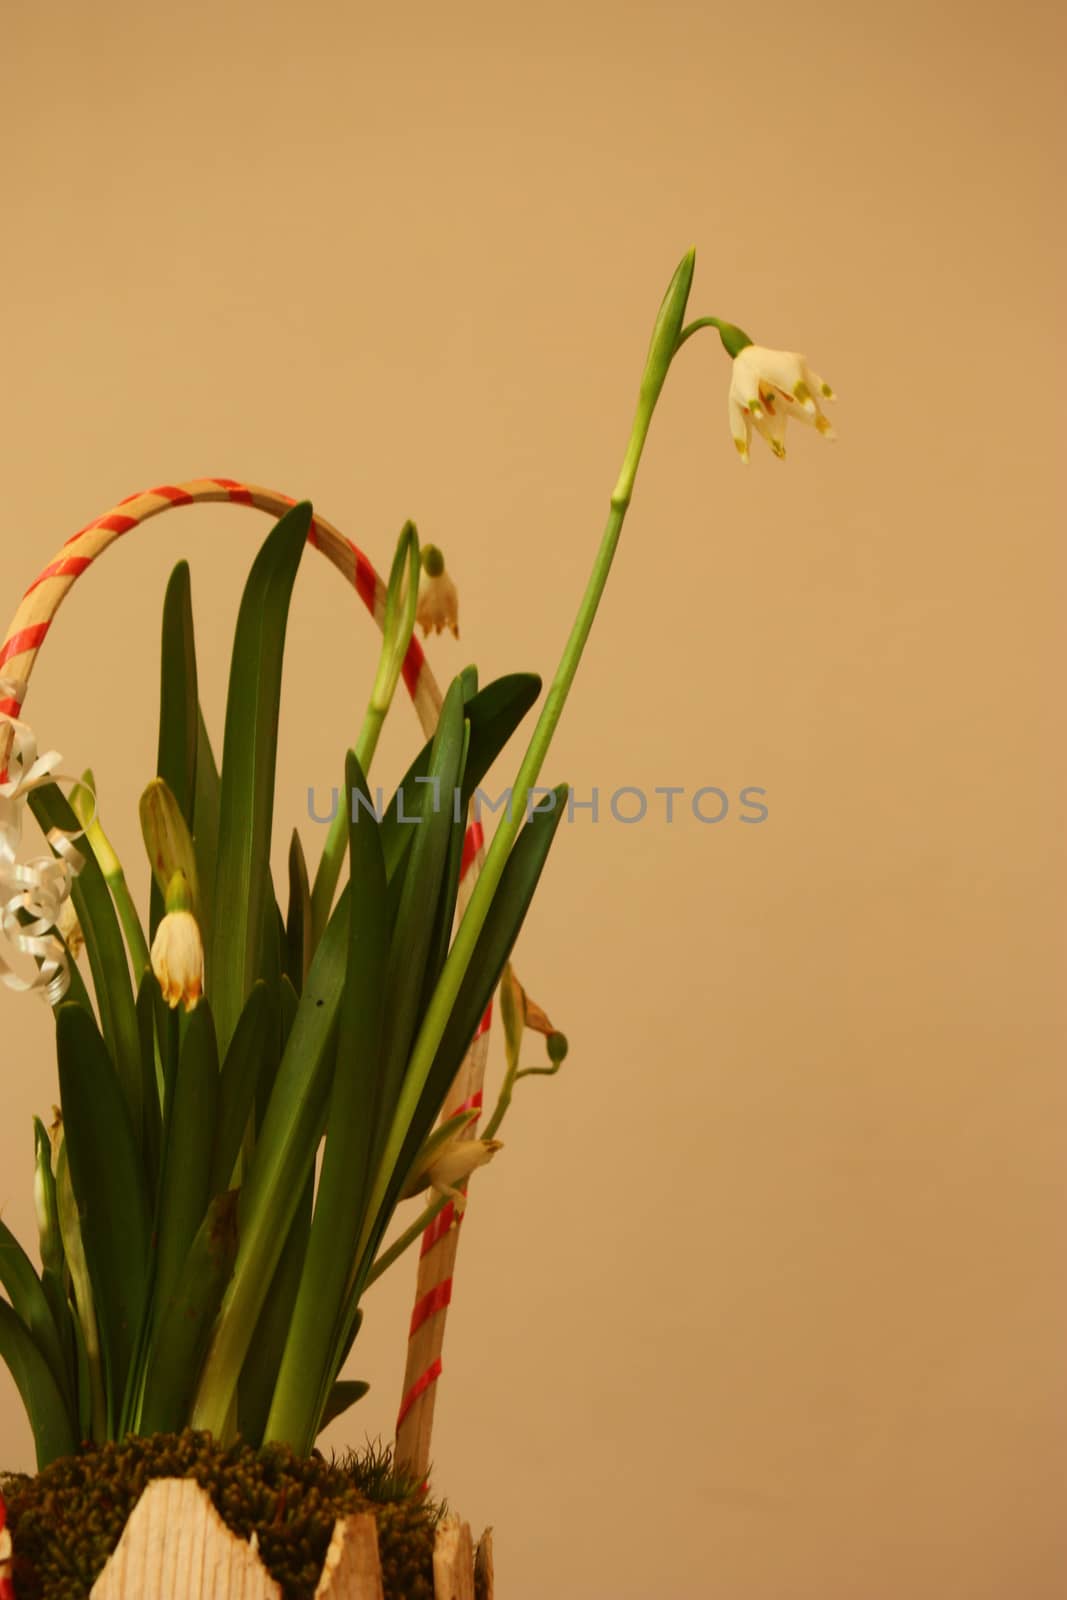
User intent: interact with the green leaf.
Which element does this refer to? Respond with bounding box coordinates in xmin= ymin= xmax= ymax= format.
xmin=57 ymin=937 xmax=94 ymax=1018
xmin=153 ymin=1002 xmax=219 ymax=1326
xmin=210 ymin=981 xmax=272 ymax=1196
xmin=380 ymin=673 xmax=541 ymax=878
xmin=264 ymin=752 xmax=389 ymax=1450
xmin=237 ymin=1173 xmax=313 ymax=1447
xmin=193 ymin=705 xmax=221 ymax=950
xmin=400 ymin=785 xmax=568 ymax=1178
xmin=190 ymin=892 xmax=349 ymax=1436
xmin=331 ymin=789 xmax=566 ymax=1396
xmin=210 ymin=500 xmax=312 ymax=1052
xmin=0 ymin=1296 xmax=77 ymax=1468
xmin=56 ymin=1002 xmax=151 ymax=1431
xmin=351 ymin=784 xmax=568 ymax=1340
xmin=54 ymin=1140 xmax=106 ymax=1440
xmin=30 ymin=785 xmax=143 ymax=1139
xmin=137 ymin=1191 xmax=238 ymax=1435
xmin=135 ymin=973 xmax=163 ymax=1200
xmin=317 ymin=1376 xmax=369 ymax=1435
xmin=0 ymin=1218 xmax=73 ymax=1418
xmin=285 ymin=829 xmax=312 ymax=992
xmin=376 ymin=678 xmax=466 ymax=1129
xmin=158 ymin=562 xmax=200 ymax=827
xmin=72 ymin=1301 xmax=92 ymax=1440
xmin=420 ymin=720 xmax=471 ymax=1012
xmin=152 ymin=561 xmax=200 ymax=937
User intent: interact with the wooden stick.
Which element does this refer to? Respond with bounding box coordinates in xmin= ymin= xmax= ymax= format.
xmin=395 ymin=831 xmax=492 ymax=1479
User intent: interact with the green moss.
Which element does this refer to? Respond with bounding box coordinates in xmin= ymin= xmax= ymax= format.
xmin=1 ymin=1430 xmax=441 ymax=1600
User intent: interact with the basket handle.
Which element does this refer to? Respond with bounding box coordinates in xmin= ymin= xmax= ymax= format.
xmin=0 ymin=477 xmax=444 ymax=749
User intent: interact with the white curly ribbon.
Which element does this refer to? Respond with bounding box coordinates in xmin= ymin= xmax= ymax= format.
xmin=0 ymin=677 xmax=86 ymax=1006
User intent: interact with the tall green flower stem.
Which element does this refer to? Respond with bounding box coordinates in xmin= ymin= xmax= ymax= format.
xmin=310 ymin=522 xmax=421 ymax=939
xmin=357 ymin=247 xmax=698 ymax=1249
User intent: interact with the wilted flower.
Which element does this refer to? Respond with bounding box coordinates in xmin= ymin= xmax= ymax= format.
xmin=151 ymin=871 xmax=204 ymax=1011
xmin=57 ymin=896 xmax=83 ymax=959
xmin=728 ymin=344 xmax=836 ymax=462
xmin=422 ymin=1134 xmax=502 ymax=1212
xmin=416 ymin=544 xmax=459 ymax=639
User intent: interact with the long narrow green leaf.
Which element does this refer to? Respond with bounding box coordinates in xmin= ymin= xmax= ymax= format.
xmin=56 ymin=1002 xmax=151 ymax=1431
xmin=210 ymin=981 xmax=272 ymax=1196
xmin=379 ymin=673 xmax=541 ymax=878
xmin=397 ymin=785 xmax=569 ymax=1184
xmin=72 ymin=1303 xmax=92 ymax=1440
xmin=329 ymin=786 xmax=568 ymax=1388
xmin=190 ymin=892 xmax=349 ymax=1435
xmin=0 ymin=1218 xmax=73 ymax=1418
xmin=285 ymin=829 xmax=312 ymax=991
xmin=193 ymin=705 xmax=220 ymax=948
xmin=419 ymin=721 xmax=471 ymax=1011
xmin=55 ymin=1141 xmax=105 ymax=1440
xmin=137 ymin=1191 xmax=238 ymax=1435
xmin=0 ymin=1297 xmax=77 ymax=1468
xmin=265 ymin=752 xmax=389 ymax=1449
xmin=317 ymin=1375 xmax=369 ymax=1435
xmin=375 ymin=678 xmax=465 ymax=1128
xmin=32 ymin=1118 xmax=77 ymax=1412
xmin=152 ymin=561 xmax=200 ymax=937
xmin=135 ymin=973 xmax=163 ymax=1200
xmin=57 ymin=938 xmax=94 ymax=1017
xmin=238 ymin=1173 xmax=313 ymax=1446
xmin=30 ymin=785 xmax=142 ymax=1138
xmin=153 ymin=1003 xmax=219 ymax=1323
xmin=210 ymin=500 xmax=312 ymax=1052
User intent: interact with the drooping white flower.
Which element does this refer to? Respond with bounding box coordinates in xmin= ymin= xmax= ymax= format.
xmin=150 ymin=908 xmax=204 ymax=1011
xmin=416 ymin=544 xmax=460 ymax=638
xmin=728 ymin=345 xmax=836 ymax=463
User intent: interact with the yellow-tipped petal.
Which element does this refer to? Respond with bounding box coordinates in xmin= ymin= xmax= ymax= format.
xmin=416 ymin=569 xmax=460 ymax=639
xmin=150 ymin=909 xmax=204 ymax=1012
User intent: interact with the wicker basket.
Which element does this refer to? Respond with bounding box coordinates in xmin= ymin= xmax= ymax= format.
xmin=85 ymin=1476 xmax=493 ymax=1600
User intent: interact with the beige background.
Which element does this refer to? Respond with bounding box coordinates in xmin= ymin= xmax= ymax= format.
xmin=2 ymin=1 xmax=1065 ymax=1595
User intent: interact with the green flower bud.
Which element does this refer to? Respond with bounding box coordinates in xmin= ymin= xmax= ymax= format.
xmin=139 ymin=777 xmax=199 ymax=908
xmin=32 ymin=1115 xmax=63 ymax=1278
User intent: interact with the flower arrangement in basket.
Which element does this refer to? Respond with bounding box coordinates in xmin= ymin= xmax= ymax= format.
xmin=0 ymin=252 xmax=835 ymax=1599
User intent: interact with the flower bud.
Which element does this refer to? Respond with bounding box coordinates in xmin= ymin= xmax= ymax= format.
xmin=139 ymin=777 xmax=200 ymax=907
xmin=33 ymin=1116 xmax=63 ymax=1278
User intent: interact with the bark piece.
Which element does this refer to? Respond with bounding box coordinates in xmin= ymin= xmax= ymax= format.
xmin=90 ymin=1477 xmax=281 ymax=1599
xmin=433 ymin=1516 xmax=474 ymax=1600
xmin=474 ymin=1528 xmax=494 ymax=1600
xmin=314 ymin=1512 xmax=384 ymax=1600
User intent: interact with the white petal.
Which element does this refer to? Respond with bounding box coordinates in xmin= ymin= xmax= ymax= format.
xmin=750 ymin=403 xmax=789 ymax=460
xmin=729 ymin=347 xmax=763 ymax=411
xmin=747 ymin=346 xmax=807 ymax=399
xmin=728 ymin=394 xmax=752 ymax=462
xmin=803 ymin=364 xmax=836 ymax=403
